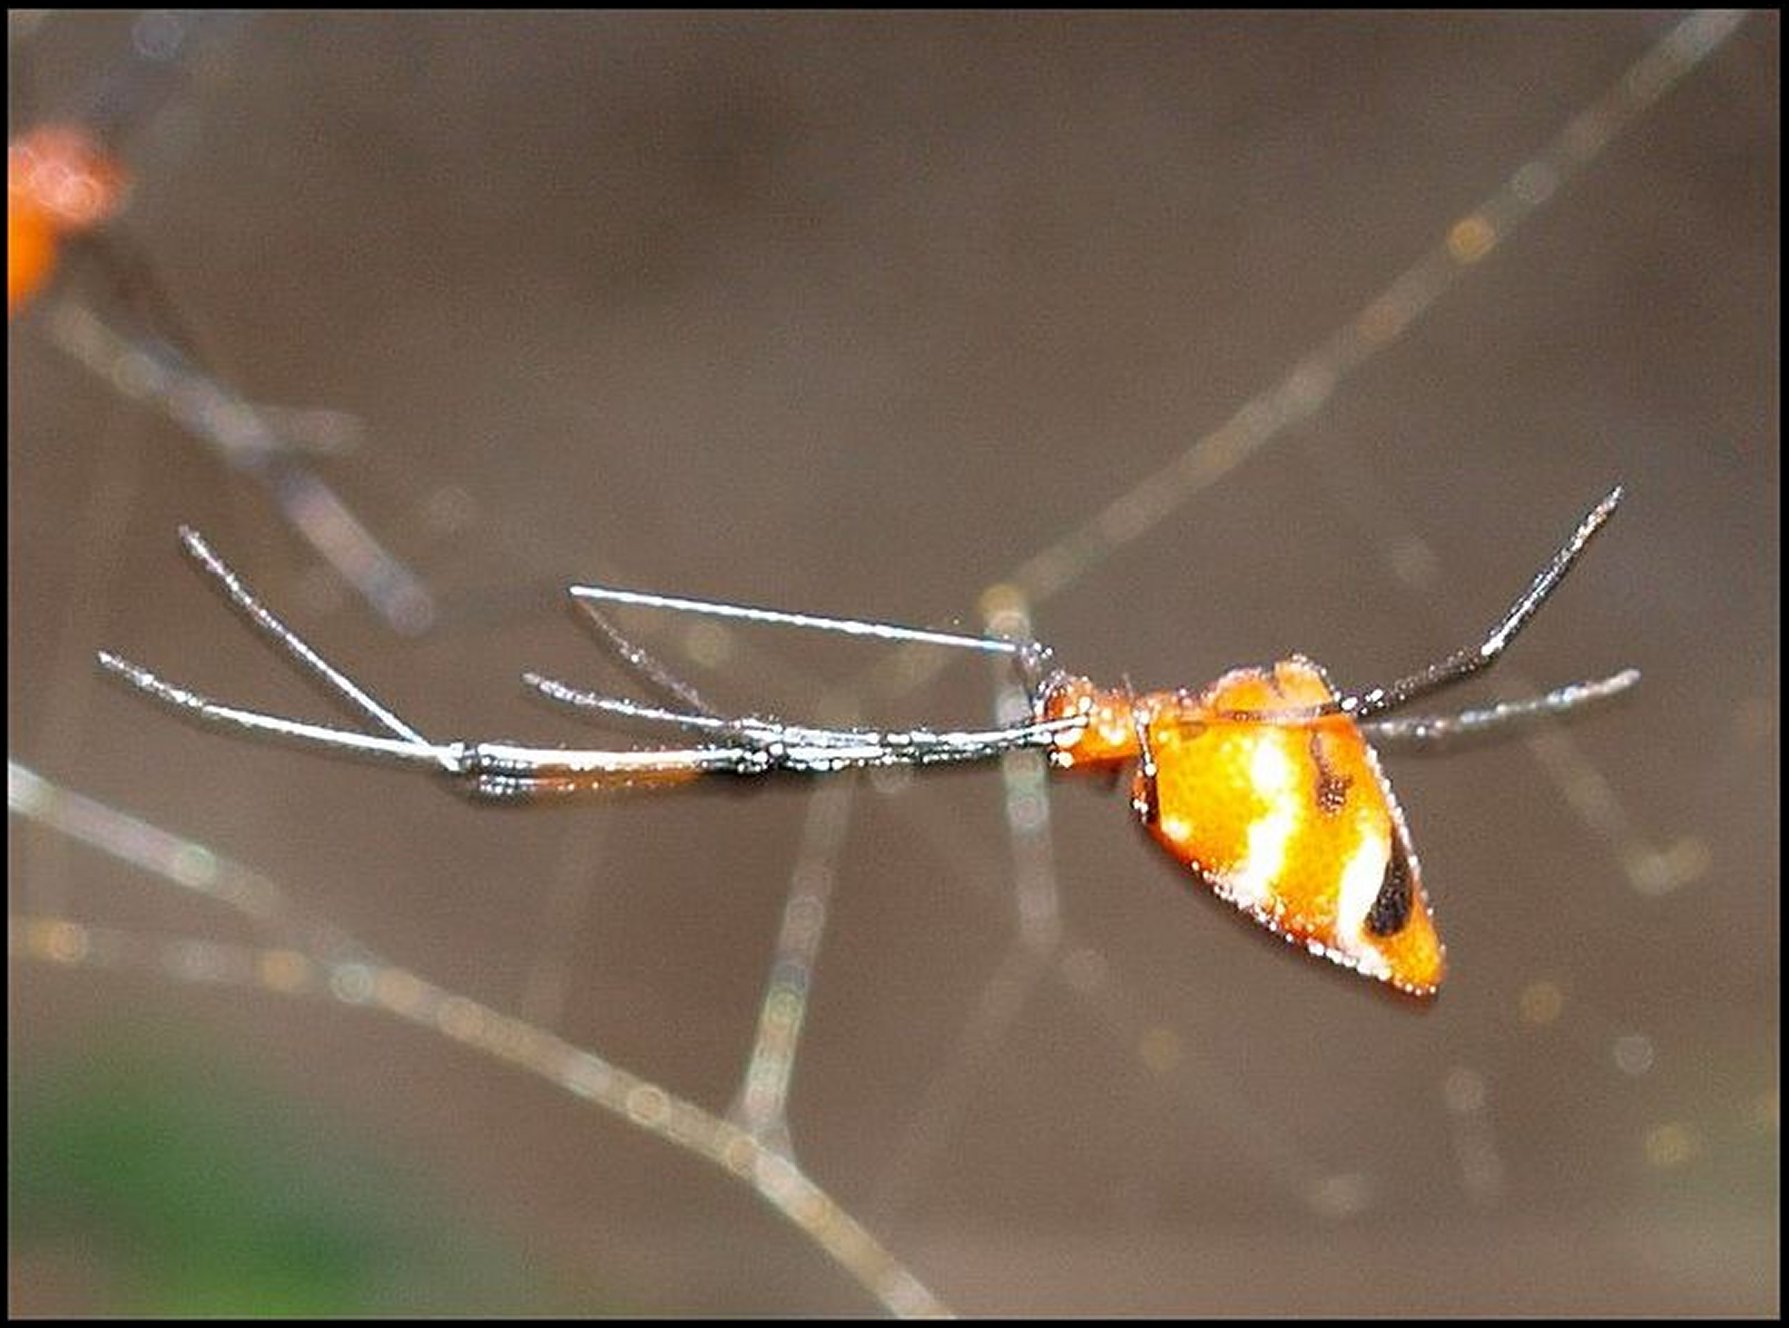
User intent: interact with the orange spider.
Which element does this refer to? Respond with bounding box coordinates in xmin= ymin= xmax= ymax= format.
xmin=100 ymin=490 xmax=1635 ymax=998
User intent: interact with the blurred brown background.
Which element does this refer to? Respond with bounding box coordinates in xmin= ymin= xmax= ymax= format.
xmin=9 ymin=11 xmax=1777 ymax=1316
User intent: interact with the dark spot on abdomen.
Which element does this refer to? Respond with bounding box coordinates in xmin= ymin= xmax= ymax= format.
xmin=1365 ymin=838 xmax=1414 ymax=937
xmin=1308 ymin=731 xmax=1352 ymax=817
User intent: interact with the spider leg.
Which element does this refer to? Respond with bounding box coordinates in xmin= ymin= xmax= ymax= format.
xmin=1338 ymin=485 xmax=1626 ymax=720
xmin=525 ymin=670 xmax=1081 ymax=769
xmin=802 ymin=716 xmax=1081 ymax=769
xmin=444 ymin=737 xmax=768 ymax=801
xmin=1013 ymin=640 xmax=1061 ymax=714
xmin=1216 ymin=486 xmax=1631 ymax=726
xmin=1127 ymin=678 xmax=1161 ymax=826
xmin=1359 ymin=668 xmax=1640 ymax=745
xmin=568 ymin=583 xmax=1030 ymax=657
xmin=172 ymin=526 xmax=428 ymax=743
xmin=525 ymin=672 xmax=871 ymax=752
xmin=96 ymin=646 xmax=773 ymax=800
xmin=569 ymin=598 xmax=720 ymax=719
xmin=523 ymin=672 xmax=730 ymax=735
xmin=97 ymin=637 xmax=780 ymax=805
xmin=95 ymin=649 xmax=453 ymax=770
xmin=101 ymin=529 xmax=1083 ymax=802
xmin=565 ymin=578 xmax=1067 ymax=744
xmin=540 ymin=584 xmax=1077 ymax=764
xmin=97 ymin=532 xmax=461 ymax=774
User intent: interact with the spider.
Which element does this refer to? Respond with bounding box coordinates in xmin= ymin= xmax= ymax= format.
xmin=98 ymin=487 xmax=1636 ymax=998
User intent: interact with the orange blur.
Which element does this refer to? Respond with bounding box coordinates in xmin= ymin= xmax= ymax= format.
xmin=8 ymin=124 xmax=129 ymax=316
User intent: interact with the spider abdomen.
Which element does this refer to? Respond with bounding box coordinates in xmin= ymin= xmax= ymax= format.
xmin=1046 ymin=659 xmax=1446 ymax=997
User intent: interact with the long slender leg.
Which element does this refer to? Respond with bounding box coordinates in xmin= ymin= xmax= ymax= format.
xmin=526 ymin=670 xmax=1083 ymax=764
xmin=1359 ymin=669 xmax=1640 ymax=745
xmin=524 ymin=672 xmax=730 ymax=735
xmin=551 ymin=580 xmax=1060 ymax=750
xmin=569 ymin=583 xmax=1028 ymax=657
xmin=173 ymin=526 xmax=427 ymax=744
xmin=94 ymin=651 xmax=452 ymax=768
xmin=1339 ymin=485 xmax=1625 ymax=719
xmin=101 ymin=530 xmax=1084 ymax=802
xmin=95 ymin=647 xmax=769 ymax=795
xmin=526 ymin=670 xmax=893 ymax=751
xmin=569 ymin=599 xmax=721 ymax=718
xmin=1216 ymin=486 xmax=1630 ymax=725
